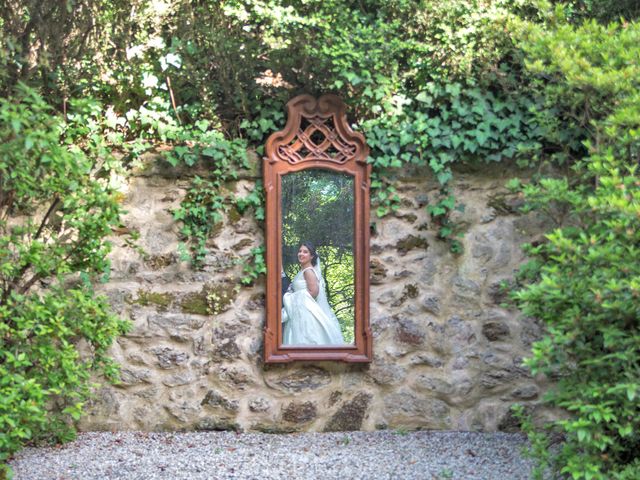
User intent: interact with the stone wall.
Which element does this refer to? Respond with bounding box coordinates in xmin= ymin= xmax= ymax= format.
xmin=80 ymin=158 xmax=550 ymax=433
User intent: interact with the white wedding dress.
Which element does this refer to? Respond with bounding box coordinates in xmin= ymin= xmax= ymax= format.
xmin=282 ymin=262 xmax=344 ymax=345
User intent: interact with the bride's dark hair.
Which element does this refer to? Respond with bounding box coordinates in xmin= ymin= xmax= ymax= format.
xmin=301 ymin=241 xmax=318 ymax=266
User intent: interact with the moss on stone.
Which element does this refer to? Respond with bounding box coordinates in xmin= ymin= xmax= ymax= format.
xmin=146 ymin=254 xmax=174 ymax=270
xmin=132 ymin=290 xmax=174 ymax=311
xmin=196 ymin=418 xmax=241 ymax=432
xmin=404 ymin=283 xmax=419 ymax=299
xmin=251 ymin=423 xmax=298 ymax=434
xmin=232 ymin=238 xmax=253 ymax=250
xmin=209 ymin=220 xmax=224 ymax=239
xmin=179 ymin=292 xmax=210 ymax=315
xmin=396 ymin=212 xmax=418 ymax=223
xmin=227 ymin=205 xmax=242 ymax=224
xmin=487 ymin=192 xmax=524 ymax=215
xmin=178 ymin=283 xmax=239 ymax=316
xmin=396 ymin=234 xmax=429 ymax=254
xmin=206 ymin=282 xmax=239 ymax=315
xmin=241 ymin=150 xmax=261 ymax=178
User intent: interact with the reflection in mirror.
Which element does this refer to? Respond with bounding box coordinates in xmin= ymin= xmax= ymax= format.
xmin=281 ymin=169 xmax=355 ymax=346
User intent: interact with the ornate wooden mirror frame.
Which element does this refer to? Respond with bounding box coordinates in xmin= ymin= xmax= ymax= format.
xmin=263 ymin=94 xmax=372 ymax=363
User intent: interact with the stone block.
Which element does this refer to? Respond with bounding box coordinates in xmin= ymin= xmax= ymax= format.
xmin=145 ymin=253 xmax=175 ymax=270
xmin=391 ymin=283 xmax=419 ymax=307
xmin=251 ymin=424 xmax=298 ymax=434
xmin=282 ymin=401 xmax=317 ymax=424
xmin=482 ymin=321 xmax=511 ymax=341
xmin=396 ymin=234 xmax=429 ymax=255
xmin=166 ymin=401 xmax=200 ymax=423
xmin=369 ymin=258 xmax=388 ymax=285
xmin=487 ymin=191 xmax=524 ymax=215
xmin=367 ymin=362 xmax=406 ymax=386
xmin=383 ymin=390 xmax=451 ymax=429
xmin=201 ymin=390 xmax=239 ymax=411
xmin=249 ymin=397 xmax=272 ymax=413
xmin=394 ymin=316 xmax=425 ymax=345
xmin=452 ymin=277 xmax=481 ymax=301
xmin=150 ymin=346 xmax=189 ymax=369
xmin=266 ymin=367 xmax=331 ymax=393
xmin=421 ymin=294 xmax=441 ymax=315
xmin=324 ymin=393 xmax=373 ymax=432
xmin=196 ymin=418 xmax=241 ymax=432
xmin=148 ymin=313 xmax=208 ymax=341
xmin=211 ymin=324 xmax=244 ymax=360
xmin=409 ymin=353 xmax=445 ymax=368
xmin=445 ymin=316 xmax=477 ymax=352
xmin=487 ymin=278 xmax=515 ymax=305
xmin=118 ymin=368 xmax=153 ymax=387
xmin=521 ymin=317 xmax=544 ymax=346
xmin=162 ymin=371 xmax=196 ymax=387
xmin=213 ymin=365 xmax=254 ymax=390
xmin=511 ymin=384 xmax=539 ymax=400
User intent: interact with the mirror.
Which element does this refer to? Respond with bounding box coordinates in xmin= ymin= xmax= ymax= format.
xmin=263 ymin=94 xmax=372 ymax=363
xmin=281 ymin=169 xmax=355 ymax=345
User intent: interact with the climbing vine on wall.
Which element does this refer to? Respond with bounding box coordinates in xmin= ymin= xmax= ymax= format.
xmin=363 ymin=78 xmax=543 ymax=250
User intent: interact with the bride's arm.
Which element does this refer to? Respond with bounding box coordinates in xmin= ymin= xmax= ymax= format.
xmin=303 ymin=269 xmax=319 ymax=298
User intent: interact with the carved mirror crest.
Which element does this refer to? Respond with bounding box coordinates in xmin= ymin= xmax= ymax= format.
xmin=263 ymin=94 xmax=372 ymax=363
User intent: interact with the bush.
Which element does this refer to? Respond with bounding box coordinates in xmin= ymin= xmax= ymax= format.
xmin=515 ymin=162 xmax=640 ymax=480
xmin=512 ymin=9 xmax=640 ymax=479
xmin=0 ymin=86 xmax=129 ymax=476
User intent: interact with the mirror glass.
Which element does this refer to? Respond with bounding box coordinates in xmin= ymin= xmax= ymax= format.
xmin=280 ymin=168 xmax=355 ymax=346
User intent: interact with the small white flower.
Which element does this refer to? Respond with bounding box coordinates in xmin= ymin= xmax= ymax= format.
xmin=142 ymin=72 xmax=159 ymax=90
xmin=126 ymin=44 xmax=145 ymax=60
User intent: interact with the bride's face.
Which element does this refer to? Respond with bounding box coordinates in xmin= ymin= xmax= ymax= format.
xmin=297 ymin=245 xmax=312 ymax=265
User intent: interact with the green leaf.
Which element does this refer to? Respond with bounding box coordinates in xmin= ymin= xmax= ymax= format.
xmin=415 ymin=92 xmax=433 ymax=105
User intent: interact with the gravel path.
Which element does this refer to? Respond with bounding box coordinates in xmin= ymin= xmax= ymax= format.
xmin=9 ymin=431 xmax=534 ymax=480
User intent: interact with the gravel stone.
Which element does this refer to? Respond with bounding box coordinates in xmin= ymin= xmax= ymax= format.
xmin=9 ymin=431 xmax=535 ymax=479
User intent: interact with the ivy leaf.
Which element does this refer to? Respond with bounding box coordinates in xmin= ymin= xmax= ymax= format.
xmin=415 ymin=91 xmax=433 ymax=106
xmin=475 ymin=130 xmax=490 ymax=146
xmin=201 ymin=147 xmax=218 ymax=158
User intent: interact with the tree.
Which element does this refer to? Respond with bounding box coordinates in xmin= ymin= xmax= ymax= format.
xmin=0 ymin=85 xmax=129 ymax=475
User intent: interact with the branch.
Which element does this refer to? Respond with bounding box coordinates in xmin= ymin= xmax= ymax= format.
xmin=0 ymin=189 xmax=15 ymax=222
xmin=18 ymin=272 xmax=42 ymax=295
xmin=34 ymin=195 xmax=60 ymax=241
xmin=166 ymin=75 xmax=182 ymax=124
xmin=334 ymin=304 xmax=354 ymax=316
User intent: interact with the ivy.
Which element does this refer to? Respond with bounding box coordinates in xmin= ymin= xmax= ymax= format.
xmin=363 ymin=77 xmax=543 ymax=250
xmin=240 ymin=246 xmax=267 ymax=286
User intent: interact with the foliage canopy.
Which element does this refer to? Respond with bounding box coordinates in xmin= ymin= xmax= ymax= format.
xmin=510 ymin=6 xmax=640 ymax=479
xmin=0 ymin=86 xmax=130 ymax=475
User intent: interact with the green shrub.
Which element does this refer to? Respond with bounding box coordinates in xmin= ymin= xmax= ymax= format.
xmin=0 ymin=86 xmax=129 ymax=476
xmin=512 ymin=9 xmax=640 ymax=479
xmin=515 ymin=163 xmax=640 ymax=480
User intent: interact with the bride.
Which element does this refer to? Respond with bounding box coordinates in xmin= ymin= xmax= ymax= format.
xmin=282 ymin=242 xmax=344 ymax=345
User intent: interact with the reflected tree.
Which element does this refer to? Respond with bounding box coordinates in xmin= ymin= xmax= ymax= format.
xmin=282 ymin=169 xmax=355 ymax=343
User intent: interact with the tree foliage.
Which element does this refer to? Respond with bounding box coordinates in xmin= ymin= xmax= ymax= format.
xmin=511 ymin=6 xmax=640 ymax=479
xmin=0 ymin=86 xmax=130 ymax=475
